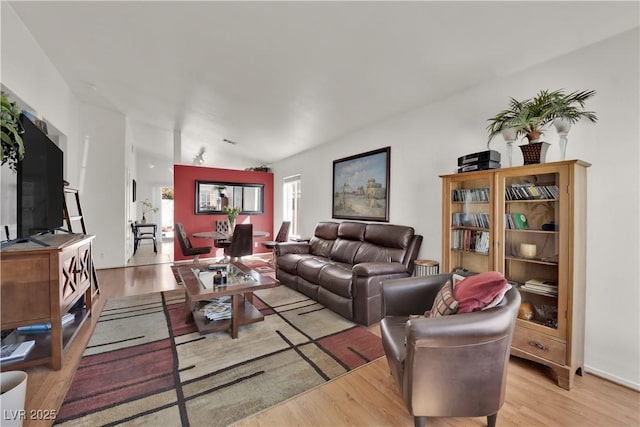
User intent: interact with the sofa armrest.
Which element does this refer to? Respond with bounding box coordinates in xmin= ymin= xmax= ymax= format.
xmin=381 ymin=274 xmax=452 ymax=317
xmin=274 ymin=241 xmax=310 ymax=257
xmin=353 ymin=262 xmax=407 ymax=277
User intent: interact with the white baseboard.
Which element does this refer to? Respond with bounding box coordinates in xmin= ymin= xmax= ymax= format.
xmin=584 ymin=365 xmax=640 ymax=391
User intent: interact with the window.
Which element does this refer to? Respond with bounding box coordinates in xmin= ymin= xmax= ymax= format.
xmin=283 ymin=175 xmax=301 ymax=237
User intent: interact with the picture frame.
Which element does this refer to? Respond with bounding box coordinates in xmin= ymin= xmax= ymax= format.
xmin=332 ymin=146 xmax=390 ymax=222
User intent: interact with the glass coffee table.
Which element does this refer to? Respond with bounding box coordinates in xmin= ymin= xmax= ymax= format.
xmin=177 ymin=262 xmax=279 ymax=338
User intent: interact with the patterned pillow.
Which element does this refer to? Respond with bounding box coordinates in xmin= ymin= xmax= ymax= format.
xmin=425 ymin=280 xmax=459 ymax=317
xmin=453 ymin=271 xmax=508 ymax=313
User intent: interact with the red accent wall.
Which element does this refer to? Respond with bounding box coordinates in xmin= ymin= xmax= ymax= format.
xmin=173 ymin=165 xmax=274 ymax=261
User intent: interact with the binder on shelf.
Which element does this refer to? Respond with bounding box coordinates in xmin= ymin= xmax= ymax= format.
xmin=16 ymin=313 xmax=75 ymax=332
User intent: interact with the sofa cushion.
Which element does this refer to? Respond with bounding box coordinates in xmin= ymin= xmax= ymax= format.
xmin=354 ymin=242 xmax=392 ymax=264
xmin=308 ymin=222 xmax=339 ymax=258
xmin=318 ymin=263 xmax=353 ymax=298
xmin=453 ymin=271 xmax=508 ymax=313
xmin=298 ymin=257 xmax=331 ymax=283
xmin=309 ymin=237 xmax=335 ymax=258
xmin=277 ymin=253 xmax=307 ymax=274
xmin=364 ymin=224 xmax=414 ymax=249
xmin=338 ymin=221 xmax=366 ymax=240
xmin=331 ymin=238 xmax=362 ymax=264
xmin=315 ymin=221 xmax=340 ymax=239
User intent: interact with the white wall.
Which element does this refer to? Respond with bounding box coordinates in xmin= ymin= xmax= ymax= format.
xmin=1 ymin=4 xmax=80 ymax=185
xmin=272 ymin=29 xmax=640 ymax=389
xmin=2 ymin=4 xmax=131 ymax=269
xmin=77 ymin=103 xmax=127 ymax=268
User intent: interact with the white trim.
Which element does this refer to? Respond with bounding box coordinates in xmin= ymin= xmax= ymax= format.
xmin=584 ymin=365 xmax=640 ymax=391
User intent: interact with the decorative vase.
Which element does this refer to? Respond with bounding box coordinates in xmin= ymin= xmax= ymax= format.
xmin=500 ymin=128 xmax=517 ymax=168
xmin=519 ymin=142 xmax=550 ymax=165
xmin=141 ymin=216 xmax=147 ymax=224
xmin=553 ymin=118 xmax=572 ymax=161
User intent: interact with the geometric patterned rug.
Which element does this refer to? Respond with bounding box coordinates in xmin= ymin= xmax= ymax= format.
xmin=54 ymin=285 xmax=384 ymax=426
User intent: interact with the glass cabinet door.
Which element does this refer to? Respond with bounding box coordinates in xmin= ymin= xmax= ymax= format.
xmin=497 ymin=166 xmax=568 ymax=339
xmin=442 ymin=173 xmax=494 ymax=274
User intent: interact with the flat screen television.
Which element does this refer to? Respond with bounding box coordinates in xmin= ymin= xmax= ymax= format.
xmin=16 ymin=115 xmax=64 ymax=239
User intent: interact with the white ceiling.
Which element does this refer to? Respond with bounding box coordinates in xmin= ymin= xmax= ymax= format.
xmin=8 ymin=1 xmax=639 ymax=171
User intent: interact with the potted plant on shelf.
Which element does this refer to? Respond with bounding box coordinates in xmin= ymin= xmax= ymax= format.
xmin=487 ymin=89 xmax=597 ymax=164
xmin=140 ymin=198 xmax=158 ymax=224
xmin=222 ymin=206 xmax=240 ymax=230
xmin=1 ymin=91 xmax=25 ymax=172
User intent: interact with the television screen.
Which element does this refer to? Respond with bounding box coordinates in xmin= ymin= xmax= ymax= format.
xmin=16 ymin=115 xmax=64 ymax=239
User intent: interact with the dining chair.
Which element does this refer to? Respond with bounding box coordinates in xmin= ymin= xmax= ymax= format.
xmin=175 ymin=222 xmax=211 ymax=263
xmin=261 ymin=221 xmax=291 ymax=250
xmin=224 ymin=223 xmax=253 ymax=261
xmin=213 ymin=220 xmax=232 ymax=253
xmin=131 ymin=222 xmax=157 ymax=254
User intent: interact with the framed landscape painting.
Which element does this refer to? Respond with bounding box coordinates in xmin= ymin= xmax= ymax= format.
xmin=332 ymin=146 xmax=390 ymax=222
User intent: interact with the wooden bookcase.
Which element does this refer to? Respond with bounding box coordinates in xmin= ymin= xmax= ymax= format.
xmin=1 ymin=233 xmax=95 ymax=370
xmin=441 ymin=160 xmax=590 ymax=389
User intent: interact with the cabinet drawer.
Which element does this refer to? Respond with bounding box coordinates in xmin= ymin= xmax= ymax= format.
xmin=513 ymin=327 xmax=566 ymax=365
xmin=1 ymin=255 xmax=51 ymax=324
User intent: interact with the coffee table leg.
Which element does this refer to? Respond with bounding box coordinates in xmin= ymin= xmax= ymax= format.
xmin=184 ymin=293 xmax=194 ymax=323
xmin=231 ymin=294 xmax=239 ymax=339
xmin=245 ymin=292 xmax=253 ymax=304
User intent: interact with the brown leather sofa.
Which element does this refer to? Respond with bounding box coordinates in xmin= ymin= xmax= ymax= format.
xmin=274 ymin=221 xmax=423 ymax=325
xmin=380 ymin=274 xmax=520 ymax=427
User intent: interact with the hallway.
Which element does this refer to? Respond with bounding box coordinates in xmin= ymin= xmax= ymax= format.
xmin=126 ymin=237 xmax=174 ymax=267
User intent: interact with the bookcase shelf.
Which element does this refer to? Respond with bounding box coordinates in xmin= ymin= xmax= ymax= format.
xmin=441 ymin=160 xmax=590 ymax=390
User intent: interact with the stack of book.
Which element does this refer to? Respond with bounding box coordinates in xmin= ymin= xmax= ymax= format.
xmin=201 ymin=299 xmax=232 ymax=321
xmin=16 ymin=312 xmax=75 ymax=333
xmin=0 ymin=340 xmax=35 ymax=363
xmin=521 ymin=279 xmax=558 ymax=296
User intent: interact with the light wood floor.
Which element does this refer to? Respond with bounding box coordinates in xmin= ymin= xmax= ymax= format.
xmin=19 ymin=262 xmax=640 ymax=427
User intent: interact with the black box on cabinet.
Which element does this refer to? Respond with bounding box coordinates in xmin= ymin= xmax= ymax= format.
xmin=457 ymin=150 xmax=501 ymax=166
xmin=457 ymin=160 xmax=501 ymax=173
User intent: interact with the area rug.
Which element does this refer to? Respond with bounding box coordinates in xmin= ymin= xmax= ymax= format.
xmin=55 ymin=285 xmax=384 ymax=426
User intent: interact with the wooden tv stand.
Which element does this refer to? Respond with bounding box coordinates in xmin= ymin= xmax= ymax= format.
xmin=1 ymin=233 xmax=95 ymax=370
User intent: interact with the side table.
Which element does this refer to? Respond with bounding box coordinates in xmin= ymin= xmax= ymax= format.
xmin=413 ymin=259 xmax=440 ymax=277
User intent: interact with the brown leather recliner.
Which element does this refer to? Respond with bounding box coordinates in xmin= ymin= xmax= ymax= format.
xmin=380 ymin=274 xmax=520 ymax=427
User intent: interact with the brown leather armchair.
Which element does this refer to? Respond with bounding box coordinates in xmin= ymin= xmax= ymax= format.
xmin=380 ymin=274 xmax=520 ymax=427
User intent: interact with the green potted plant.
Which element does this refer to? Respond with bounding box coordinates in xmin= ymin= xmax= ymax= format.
xmin=140 ymin=198 xmax=158 ymax=223
xmin=222 ymin=206 xmax=240 ymax=230
xmin=487 ymin=89 xmax=597 ymax=164
xmin=1 ymin=91 xmax=25 ymax=172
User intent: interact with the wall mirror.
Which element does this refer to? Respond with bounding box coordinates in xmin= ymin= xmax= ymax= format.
xmin=195 ymin=181 xmax=264 ymax=214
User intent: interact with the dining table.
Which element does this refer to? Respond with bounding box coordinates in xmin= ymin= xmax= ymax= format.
xmin=192 ymin=230 xmax=270 ymax=240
